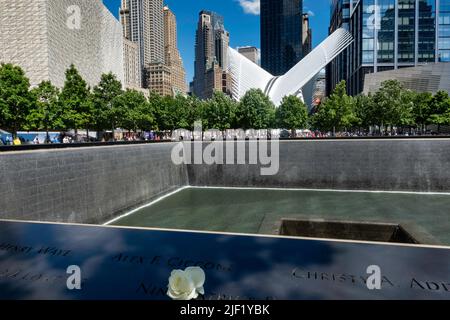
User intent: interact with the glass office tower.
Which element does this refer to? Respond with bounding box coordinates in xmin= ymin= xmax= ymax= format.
xmin=261 ymin=0 xmax=303 ymax=76
xmin=327 ymin=0 xmax=357 ymax=95
xmin=328 ymin=0 xmax=450 ymax=96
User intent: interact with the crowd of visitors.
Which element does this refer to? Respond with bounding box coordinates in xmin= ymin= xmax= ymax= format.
xmin=0 ymin=128 xmax=446 ymax=146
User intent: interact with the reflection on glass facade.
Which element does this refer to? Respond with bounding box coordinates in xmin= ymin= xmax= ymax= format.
xmin=378 ymin=0 xmax=395 ymax=63
xmin=398 ymin=0 xmax=416 ymax=63
xmin=328 ymin=0 xmax=450 ymax=96
xmin=439 ymin=0 xmax=450 ymax=61
xmin=327 ymin=0 xmax=359 ymax=96
xmin=363 ymin=0 xmax=375 ymax=64
xmin=261 ymin=0 xmax=303 ymax=76
xmin=419 ymin=0 xmax=436 ymax=62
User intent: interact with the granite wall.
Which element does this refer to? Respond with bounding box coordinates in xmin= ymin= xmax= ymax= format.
xmin=0 ymin=143 xmax=187 ymax=224
xmin=1 ymin=139 xmax=449 ymax=225
xmin=186 ymin=139 xmax=450 ymax=192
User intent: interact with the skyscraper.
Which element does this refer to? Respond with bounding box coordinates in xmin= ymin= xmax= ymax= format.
xmin=193 ymin=11 xmax=230 ymax=99
xmin=260 ymin=0 xmax=303 ymax=75
xmin=119 ymin=0 xmax=164 ymax=86
xmin=164 ymin=6 xmax=187 ymax=94
xmin=120 ymin=1 xmax=186 ymax=95
xmin=302 ymin=13 xmax=312 ymax=56
xmin=119 ymin=0 xmax=132 ymax=40
xmin=328 ymin=0 xmax=450 ymax=96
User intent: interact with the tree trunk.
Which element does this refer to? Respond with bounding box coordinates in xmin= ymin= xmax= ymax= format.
xmin=111 ymin=122 xmax=115 ymax=142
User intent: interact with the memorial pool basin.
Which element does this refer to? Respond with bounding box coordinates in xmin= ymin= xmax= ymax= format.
xmin=109 ymin=187 xmax=450 ymax=246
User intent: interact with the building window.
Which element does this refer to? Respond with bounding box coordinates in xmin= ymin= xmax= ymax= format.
xmin=398 ymin=0 xmax=416 ymax=63
xmin=377 ymin=0 xmax=395 ymax=63
xmin=418 ymin=0 xmax=436 ymax=62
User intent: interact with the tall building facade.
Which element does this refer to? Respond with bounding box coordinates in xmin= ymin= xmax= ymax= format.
xmin=119 ymin=0 xmax=132 ymax=40
xmin=0 ymin=0 xmax=124 ymax=88
xmin=238 ymin=47 xmax=260 ymax=64
xmin=123 ymin=39 xmax=142 ymax=88
xmin=302 ymin=13 xmax=312 ymax=56
xmin=119 ymin=0 xmax=164 ymax=86
xmin=164 ymin=6 xmax=187 ymax=94
xmin=146 ymin=63 xmax=172 ymax=96
xmin=328 ymin=0 xmax=450 ymax=96
xmin=326 ymin=0 xmax=356 ymax=96
xmin=261 ymin=0 xmax=304 ymax=75
xmin=193 ymin=11 xmax=231 ymax=99
xmin=120 ymin=1 xmax=186 ymax=95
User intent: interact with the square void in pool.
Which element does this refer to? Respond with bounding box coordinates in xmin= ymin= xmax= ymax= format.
xmin=109 ymin=187 xmax=450 ymax=246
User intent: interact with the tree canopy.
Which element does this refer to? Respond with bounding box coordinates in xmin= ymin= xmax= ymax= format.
xmin=235 ymin=89 xmax=275 ymax=130
xmin=1 ymin=63 xmax=450 ymax=139
xmin=0 ymin=63 xmax=34 ymax=136
xmin=276 ymin=95 xmax=308 ymax=135
xmin=59 ymin=64 xmax=92 ymax=133
xmin=311 ymin=81 xmax=356 ymax=133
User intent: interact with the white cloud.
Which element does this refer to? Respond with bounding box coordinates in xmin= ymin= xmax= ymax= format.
xmin=238 ymin=0 xmax=260 ymax=15
xmin=307 ymin=10 xmax=315 ymax=17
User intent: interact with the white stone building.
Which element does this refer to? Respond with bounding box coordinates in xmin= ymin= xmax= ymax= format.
xmin=123 ymin=38 xmax=142 ymax=89
xmin=0 ymin=0 xmax=124 ymax=88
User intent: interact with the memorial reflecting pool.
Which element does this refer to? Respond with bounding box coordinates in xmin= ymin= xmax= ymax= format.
xmin=110 ymin=187 xmax=450 ymax=245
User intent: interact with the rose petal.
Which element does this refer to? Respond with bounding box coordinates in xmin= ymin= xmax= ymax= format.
xmin=185 ymin=266 xmax=206 ymax=289
xmin=167 ymin=269 xmax=198 ymax=300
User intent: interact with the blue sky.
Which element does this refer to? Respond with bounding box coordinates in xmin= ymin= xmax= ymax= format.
xmin=103 ymin=0 xmax=330 ymax=83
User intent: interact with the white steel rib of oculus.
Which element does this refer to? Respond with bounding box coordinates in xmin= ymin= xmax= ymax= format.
xmin=227 ymin=28 xmax=353 ymax=106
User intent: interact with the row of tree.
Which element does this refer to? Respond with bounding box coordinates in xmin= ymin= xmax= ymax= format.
xmin=0 ymin=63 xmax=308 ymax=138
xmin=1 ymin=63 xmax=450 ymax=139
xmin=312 ymin=80 xmax=450 ymax=134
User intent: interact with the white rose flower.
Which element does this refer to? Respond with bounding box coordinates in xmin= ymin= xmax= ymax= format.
xmin=167 ymin=267 xmax=206 ymax=300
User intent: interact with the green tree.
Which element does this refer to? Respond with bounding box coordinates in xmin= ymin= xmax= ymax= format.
xmin=412 ymin=92 xmax=433 ymax=133
xmin=235 ymin=89 xmax=275 ymax=129
xmin=428 ymin=90 xmax=450 ymax=133
xmin=0 ymin=63 xmax=34 ymax=137
xmin=275 ymin=95 xmax=308 ymax=136
xmin=202 ymin=91 xmax=237 ymax=131
xmin=373 ymin=80 xmax=414 ymax=132
xmin=133 ymin=94 xmax=155 ymax=132
xmin=353 ymin=93 xmax=375 ymax=131
xmin=151 ymin=93 xmax=192 ymax=132
xmin=311 ymin=80 xmax=356 ymax=134
xmin=27 ymin=81 xmax=62 ymax=142
xmin=113 ymin=89 xmax=153 ymax=132
xmin=186 ymin=95 xmax=206 ymax=129
xmin=151 ymin=92 xmax=171 ymax=132
xmin=91 ymin=73 xmax=123 ymax=136
xmin=59 ymin=65 xmax=92 ymax=138
xmin=172 ymin=94 xmax=191 ymax=129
